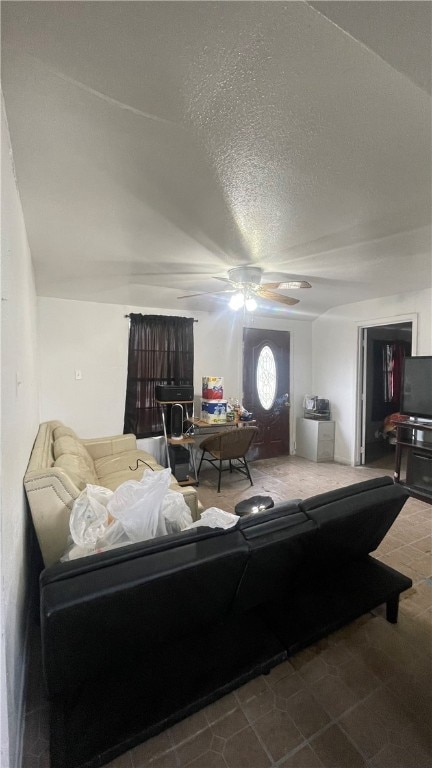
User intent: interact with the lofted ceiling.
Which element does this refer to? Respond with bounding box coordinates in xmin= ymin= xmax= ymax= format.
xmin=2 ymin=1 xmax=431 ymax=319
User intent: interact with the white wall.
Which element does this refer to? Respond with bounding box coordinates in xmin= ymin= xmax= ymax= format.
xmin=1 ymin=102 xmax=40 ymax=768
xmin=38 ymin=298 xmax=313 ymax=447
xmin=312 ymin=291 xmax=432 ymax=465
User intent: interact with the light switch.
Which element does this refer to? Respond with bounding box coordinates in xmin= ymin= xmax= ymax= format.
xmin=75 ymin=369 xmax=82 ymax=380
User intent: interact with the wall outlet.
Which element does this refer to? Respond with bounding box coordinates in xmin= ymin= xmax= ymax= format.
xmin=75 ymin=369 xmax=82 ymax=380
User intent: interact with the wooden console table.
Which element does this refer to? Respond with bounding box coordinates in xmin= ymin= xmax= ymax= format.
xmin=394 ymin=420 xmax=432 ymax=504
xmin=186 ymin=417 xmax=256 ymax=431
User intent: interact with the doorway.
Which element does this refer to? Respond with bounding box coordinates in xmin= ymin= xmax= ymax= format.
xmin=243 ymin=328 xmax=291 ymax=460
xmin=358 ymin=321 xmax=413 ymax=469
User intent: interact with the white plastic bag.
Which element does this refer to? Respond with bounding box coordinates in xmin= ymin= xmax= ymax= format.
xmin=84 ymin=484 xmax=114 ymax=507
xmin=187 ymin=507 xmax=239 ymax=530
xmin=69 ymin=484 xmax=114 ymax=548
xmin=64 ymin=469 xmax=179 ymax=561
xmin=162 ymin=490 xmax=193 ymax=534
xmin=107 ymin=468 xmax=171 ymax=541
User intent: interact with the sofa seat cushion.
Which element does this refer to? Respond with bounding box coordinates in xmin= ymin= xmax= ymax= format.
xmin=100 ymin=464 xmax=185 ymax=493
xmin=94 ymin=450 xmax=159 ymax=480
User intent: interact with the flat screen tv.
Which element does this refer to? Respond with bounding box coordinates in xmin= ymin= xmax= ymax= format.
xmin=401 ymin=356 xmax=432 ymax=419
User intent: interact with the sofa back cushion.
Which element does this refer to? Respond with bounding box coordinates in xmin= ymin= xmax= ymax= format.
xmin=40 ymin=528 xmax=249 ymax=697
xmin=300 ymin=476 xmax=393 ymax=513
xmin=53 ymin=455 xmax=89 ymax=491
xmin=53 ymin=435 xmax=97 ymax=484
xmin=238 ymin=500 xmax=302 ymax=529
xmin=234 ymin=512 xmax=317 ymax=612
xmin=300 ymin=478 xmax=409 ymax=562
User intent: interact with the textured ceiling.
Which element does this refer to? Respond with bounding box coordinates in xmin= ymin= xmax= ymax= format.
xmin=2 ymin=1 xmax=431 ymax=318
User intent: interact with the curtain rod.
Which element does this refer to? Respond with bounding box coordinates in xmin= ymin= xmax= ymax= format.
xmin=124 ymin=314 xmax=198 ymax=322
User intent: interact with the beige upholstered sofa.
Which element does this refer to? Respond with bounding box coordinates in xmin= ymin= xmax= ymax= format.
xmin=24 ymin=421 xmax=199 ymax=567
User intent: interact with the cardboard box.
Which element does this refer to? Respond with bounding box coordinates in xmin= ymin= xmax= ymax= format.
xmin=201 ymin=399 xmax=227 ymax=423
xmin=202 ymin=376 xmax=224 ymax=400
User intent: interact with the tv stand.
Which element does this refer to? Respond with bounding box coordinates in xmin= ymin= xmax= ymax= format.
xmin=394 ymin=420 xmax=432 ymax=504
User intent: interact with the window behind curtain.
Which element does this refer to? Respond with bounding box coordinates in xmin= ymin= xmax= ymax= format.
xmin=123 ymin=314 xmax=194 ymax=438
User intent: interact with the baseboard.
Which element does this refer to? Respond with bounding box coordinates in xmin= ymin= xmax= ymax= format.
xmin=333 ymin=454 xmax=351 ymax=465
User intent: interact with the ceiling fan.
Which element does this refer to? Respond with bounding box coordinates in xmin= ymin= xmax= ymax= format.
xmin=177 ymin=266 xmax=311 ymax=310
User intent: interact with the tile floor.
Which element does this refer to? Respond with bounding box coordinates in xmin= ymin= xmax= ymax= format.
xmin=22 ymin=456 xmax=431 ymax=768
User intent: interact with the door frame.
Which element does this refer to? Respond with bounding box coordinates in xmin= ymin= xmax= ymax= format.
xmin=354 ymin=314 xmax=417 ymax=466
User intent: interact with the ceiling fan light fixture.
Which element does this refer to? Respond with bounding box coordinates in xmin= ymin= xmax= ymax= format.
xmin=229 ymin=291 xmax=245 ymax=310
xmin=178 ymin=268 xmax=310 ymax=309
xmin=245 ymin=297 xmax=257 ymax=311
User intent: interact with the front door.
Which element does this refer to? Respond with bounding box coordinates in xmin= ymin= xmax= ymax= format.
xmin=243 ymin=328 xmax=290 ymax=460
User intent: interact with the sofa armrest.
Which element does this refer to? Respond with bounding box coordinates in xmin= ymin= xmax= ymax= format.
xmin=24 ymin=469 xmax=80 ymax=567
xmin=81 ymin=434 xmax=137 ymax=460
xmin=175 ymin=484 xmax=199 ymax=521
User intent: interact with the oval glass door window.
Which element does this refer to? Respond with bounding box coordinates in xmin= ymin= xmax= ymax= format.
xmin=256 ymin=345 xmax=277 ymax=410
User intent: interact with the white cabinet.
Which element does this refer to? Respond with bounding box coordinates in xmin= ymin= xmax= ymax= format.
xmin=296 ymin=418 xmax=335 ymax=462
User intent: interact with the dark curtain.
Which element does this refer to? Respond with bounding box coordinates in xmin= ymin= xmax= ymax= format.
xmin=371 ymin=340 xmax=411 ymax=421
xmin=123 ymin=314 xmax=194 ymax=438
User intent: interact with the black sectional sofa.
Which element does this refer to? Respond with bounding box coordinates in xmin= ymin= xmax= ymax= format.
xmin=40 ymin=476 xmax=412 ymax=768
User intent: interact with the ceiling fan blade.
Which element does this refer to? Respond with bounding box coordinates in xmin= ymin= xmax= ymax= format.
xmin=256 ymin=288 xmax=300 ymax=306
xmin=259 ymin=282 xmax=283 ymax=290
xmin=277 ymin=280 xmax=312 ymax=289
xmin=177 ymin=288 xmax=235 ymax=299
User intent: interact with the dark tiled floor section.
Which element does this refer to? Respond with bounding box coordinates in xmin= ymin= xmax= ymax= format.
xmin=22 ymin=457 xmax=431 ymax=768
